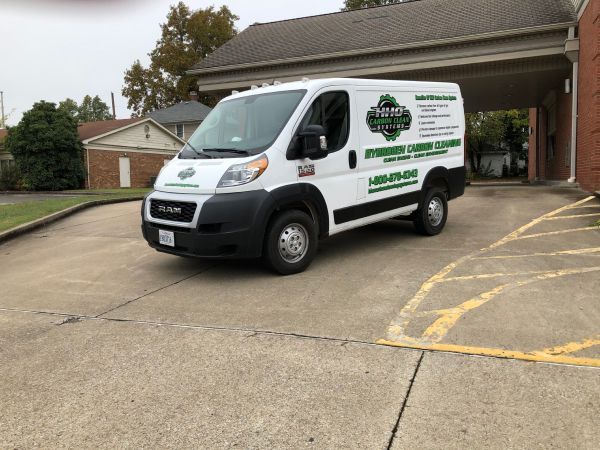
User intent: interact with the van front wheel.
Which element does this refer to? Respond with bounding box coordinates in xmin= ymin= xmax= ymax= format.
xmin=413 ymin=188 xmax=448 ymax=236
xmin=263 ymin=210 xmax=318 ymax=275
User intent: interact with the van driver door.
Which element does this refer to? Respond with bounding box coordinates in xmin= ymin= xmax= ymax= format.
xmin=292 ymin=87 xmax=359 ymax=235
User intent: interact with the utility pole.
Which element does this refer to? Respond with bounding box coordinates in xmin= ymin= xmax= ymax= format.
xmin=0 ymin=91 xmax=5 ymax=129
xmin=111 ymin=92 xmax=116 ymax=120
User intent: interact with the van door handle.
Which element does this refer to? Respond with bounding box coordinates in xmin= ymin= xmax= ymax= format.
xmin=349 ymin=150 xmax=357 ymax=169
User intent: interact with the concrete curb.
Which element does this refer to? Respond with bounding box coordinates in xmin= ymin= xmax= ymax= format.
xmin=468 ymin=181 xmax=527 ymax=187
xmin=0 ymin=196 xmax=143 ymax=245
xmin=595 ymin=191 xmax=600 ymax=199
xmin=0 ymin=190 xmax=141 ymax=196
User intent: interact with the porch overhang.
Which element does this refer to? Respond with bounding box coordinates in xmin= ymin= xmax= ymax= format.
xmin=188 ymin=22 xmax=576 ymax=112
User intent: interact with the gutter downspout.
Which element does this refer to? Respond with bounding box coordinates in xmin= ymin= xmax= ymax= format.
xmin=565 ymin=26 xmax=580 ymax=183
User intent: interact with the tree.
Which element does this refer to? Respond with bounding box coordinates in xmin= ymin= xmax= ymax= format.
xmin=6 ymin=101 xmax=85 ymax=191
xmin=77 ymin=95 xmax=113 ymax=122
xmin=342 ymin=0 xmax=405 ymax=11
xmin=465 ymin=111 xmax=506 ymax=174
xmin=466 ymin=109 xmax=529 ymax=176
xmin=122 ymin=2 xmax=238 ymax=116
xmin=57 ymin=98 xmax=79 ymax=119
xmin=58 ymin=96 xmax=113 ymax=123
xmin=503 ymin=109 xmax=529 ymax=158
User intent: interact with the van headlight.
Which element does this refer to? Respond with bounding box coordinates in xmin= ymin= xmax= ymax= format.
xmin=217 ymin=155 xmax=268 ymax=188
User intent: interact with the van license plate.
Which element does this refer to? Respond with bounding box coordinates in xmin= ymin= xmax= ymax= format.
xmin=159 ymin=230 xmax=175 ymax=247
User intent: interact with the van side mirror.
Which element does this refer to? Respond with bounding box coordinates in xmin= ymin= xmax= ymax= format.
xmin=298 ymin=125 xmax=328 ymax=159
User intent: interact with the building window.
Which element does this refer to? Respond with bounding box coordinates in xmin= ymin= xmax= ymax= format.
xmin=176 ymin=124 xmax=184 ymax=139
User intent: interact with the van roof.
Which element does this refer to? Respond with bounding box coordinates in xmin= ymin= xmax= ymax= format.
xmin=225 ymin=78 xmax=460 ymax=101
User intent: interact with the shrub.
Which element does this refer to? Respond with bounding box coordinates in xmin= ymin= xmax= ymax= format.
xmin=6 ymin=101 xmax=85 ymax=191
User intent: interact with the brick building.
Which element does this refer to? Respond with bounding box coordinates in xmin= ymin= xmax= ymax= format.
xmin=79 ymin=118 xmax=184 ymax=189
xmin=528 ymin=0 xmax=599 ymax=191
xmin=186 ymin=0 xmax=600 ymax=192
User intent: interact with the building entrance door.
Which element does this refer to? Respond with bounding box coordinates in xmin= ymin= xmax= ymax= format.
xmin=119 ymin=157 xmax=131 ymax=188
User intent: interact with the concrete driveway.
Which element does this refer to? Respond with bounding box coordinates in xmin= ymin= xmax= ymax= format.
xmin=1 ymin=186 xmax=599 ymax=448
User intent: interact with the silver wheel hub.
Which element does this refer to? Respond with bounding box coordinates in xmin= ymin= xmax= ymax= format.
xmin=428 ymin=197 xmax=444 ymax=227
xmin=278 ymin=223 xmax=309 ymax=263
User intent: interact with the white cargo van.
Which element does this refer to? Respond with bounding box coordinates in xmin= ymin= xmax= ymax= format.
xmin=142 ymin=78 xmax=466 ymax=274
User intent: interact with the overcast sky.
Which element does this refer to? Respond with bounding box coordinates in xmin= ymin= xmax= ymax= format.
xmin=0 ymin=0 xmax=344 ymax=126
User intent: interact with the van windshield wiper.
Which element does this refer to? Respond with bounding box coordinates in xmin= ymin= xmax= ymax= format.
xmin=183 ymin=142 xmax=213 ymax=159
xmin=202 ymin=148 xmax=250 ymax=156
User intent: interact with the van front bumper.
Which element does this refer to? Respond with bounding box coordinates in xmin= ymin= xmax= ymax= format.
xmin=142 ymin=189 xmax=275 ymax=259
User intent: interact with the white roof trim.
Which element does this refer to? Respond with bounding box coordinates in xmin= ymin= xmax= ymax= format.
xmin=197 ymin=46 xmax=567 ymax=92
xmin=577 ymin=0 xmax=590 ymax=19
xmin=83 ymin=144 xmax=178 ymax=155
xmin=81 ymin=117 xmax=186 ymax=145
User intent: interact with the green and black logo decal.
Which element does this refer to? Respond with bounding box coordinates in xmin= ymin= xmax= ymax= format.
xmin=178 ymin=167 xmax=196 ymax=180
xmin=366 ymin=95 xmax=412 ymax=142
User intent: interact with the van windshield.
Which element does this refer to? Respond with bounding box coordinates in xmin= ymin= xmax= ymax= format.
xmin=180 ymin=89 xmax=306 ymax=159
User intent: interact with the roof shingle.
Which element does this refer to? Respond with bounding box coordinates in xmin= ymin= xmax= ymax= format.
xmin=77 ymin=118 xmax=141 ymax=141
xmin=192 ymin=0 xmax=576 ymax=71
xmin=147 ymin=101 xmax=212 ymax=124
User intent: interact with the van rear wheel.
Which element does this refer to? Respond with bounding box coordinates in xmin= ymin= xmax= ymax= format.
xmin=413 ymin=188 xmax=448 ymax=236
xmin=263 ymin=210 xmax=318 ymax=275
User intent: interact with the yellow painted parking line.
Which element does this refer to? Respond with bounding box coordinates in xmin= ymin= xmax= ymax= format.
xmin=386 ymin=253 xmax=475 ymax=336
xmin=568 ymin=204 xmax=600 ymax=209
xmin=441 ymin=268 xmax=577 ymax=283
xmin=420 ymin=266 xmax=600 ymax=343
xmin=534 ymin=337 xmax=600 ymax=356
xmin=544 ymin=213 xmax=600 ymax=220
xmin=487 ymin=196 xmax=595 ymax=250
xmin=384 ymin=196 xmax=599 ymax=346
xmin=473 ymin=247 xmax=600 ymax=260
xmin=421 ymin=283 xmax=513 ymax=342
xmin=513 ymin=227 xmax=597 ymax=241
xmin=376 ymin=339 xmax=600 ymax=368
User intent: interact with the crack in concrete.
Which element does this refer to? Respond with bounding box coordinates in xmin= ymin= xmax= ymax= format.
xmin=93 ymin=264 xmax=219 ymax=318
xmin=1 ymin=307 xmax=598 ymax=370
xmin=386 ymin=352 xmax=425 ymax=450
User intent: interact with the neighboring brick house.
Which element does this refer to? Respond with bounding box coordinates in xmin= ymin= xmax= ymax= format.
xmin=147 ymin=92 xmax=212 ymax=141
xmin=79 ymin=118 xmax=185 ymax=189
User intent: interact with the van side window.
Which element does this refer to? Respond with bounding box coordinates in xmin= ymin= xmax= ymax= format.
xmin=300 ymin=91 xmax=350 ymax=152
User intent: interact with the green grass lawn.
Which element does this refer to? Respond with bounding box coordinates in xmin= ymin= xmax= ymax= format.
xmin=0 ymin=189 xmax=149 ymax=233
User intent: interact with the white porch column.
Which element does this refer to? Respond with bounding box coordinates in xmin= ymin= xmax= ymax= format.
xmin=569 ymin=61 xmax=578 ymax=183
xmin=565 ymin=26 xmax=580 ymax=183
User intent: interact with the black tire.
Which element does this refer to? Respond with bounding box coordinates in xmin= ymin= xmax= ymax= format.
xmin=413 ymin=188 xmax=448 ymax=236
xmin=263 ymin=210 xmax=318 ymax=275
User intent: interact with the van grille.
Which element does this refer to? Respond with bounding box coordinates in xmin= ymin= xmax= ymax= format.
xmin=150 ymin=199 xmax=196 ymax=223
